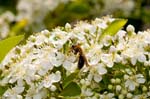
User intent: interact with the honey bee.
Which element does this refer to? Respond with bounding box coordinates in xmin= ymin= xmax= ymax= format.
xmin=71 ymin=44 xmax=90 ymax=69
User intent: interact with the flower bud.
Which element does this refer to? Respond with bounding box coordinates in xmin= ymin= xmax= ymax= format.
xmin=142 ymin=86 xmax=147 ymax=92
xmin=116 ymin=85 xmax=122 ymax=91
xmin=111 ymin=78 xmax=116 ymax=84
xmin=65 ymin=23 xmax=71 ymax=31
xmin=50 ymin=85 xmax=57 ymax=92
xmin=118 ymin=94 xmax=124 ymax=99
xmin=116 ymin=78 xmax=121 ymax=84
xmin=108 ymin=84 xmax=113 ymax=90
xmin=126 ymin=25 xmax=135 ymax=33
xmin=121 ymin=90 xmax=127 ymax=95
xmin=126 ymin=93 xmax=133 ymax=98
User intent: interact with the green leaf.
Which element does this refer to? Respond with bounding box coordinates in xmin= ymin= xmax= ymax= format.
xmin=0 ymin=35 xmax=24 ymax=62
xmin=113 ymin=63 xmax=126 ymax=70
xmin=0 ymin=86 xmax=7 ymax=96
xmin=9 ymin=19 xmax=28 ymax=36
xmin=62 ymin=72 xmax=78 ymax=88
xmin=99 ymin=19 xmax=127 ymax=42
xmin=60 ymin=82 xmax=81 ymax=97
xmin=68 ymin=2 xmax=89 ymax=14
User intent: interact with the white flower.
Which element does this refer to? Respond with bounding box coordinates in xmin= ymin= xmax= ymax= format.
xmin=25 ymin=84 xmax=47 ymax=99
xmin=125 ymin=79 xmax=136 ymax=91
xmin=117 ymin=30 xmax=127 ymax=39
xmin=49 ymin=30 xmax=71 ymax=49
xmin=63 ymin=55 xmax=77 ymax=73
xmin=43 ymin=71 xmax=61 ymax=88
xmin=133 ymin=94 xmax=148 ymax=99
xmin=101 ymin=53 xmax=114 ymax=67
xmin=34 ymin=33 xmax=48 ymax=45
xmin=82 ymin=88 xmax=93 ymax=97
xmin=16 ymin=0 xmax=69 ymax=24
xmin=116 ymin=39 xmax=126 ymax=50
xmin=49 ymin=52 xmax=65 ymax=67
xmin=87 ymin=44 xmax=102 ymax=65
xmin=8 ymin=64 xmax=33 ymax=84
xmin=93 ymin=74 xmax=102 ymax=83
xmin=100 ymin=93 xmax=115 ymax=99
xmin=114 ymin=53 xmax=123 ymax=63
xmin=136 ymin=74 xmax=145 ymax=84
xmin=96 ymin=63 xmax=107 ymax=75
xmin=37 ymin=59 xmax=54 ymax=76
xmin=96 ymin=19 xmax=108 ymax=29
xmin=89 ymin=64 xmax=105 ymax=83
xmin=143 ymin=31 xmax=150 ymax=44
xmin=102 ymin=35 xmax=113 ymax=46
xmin=122 ymin=42 xmax=146 ymax=65
xmin=109 ymin=45 xmax=117 ymax=53
xmin=3 ymin=86 xmax=24 ymax=99
xmin=125 ymin=74 xmax=145 ymax=91
xmin=0 ymin=11 xmax=15 ymax=39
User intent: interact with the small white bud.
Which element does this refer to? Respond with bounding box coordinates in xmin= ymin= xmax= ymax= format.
xmin=118 ymin=94 xmax=124 ymax=99
xmin=41 ymin=29 xmax=50 ymax=36
xmin=142 ymin=86 xmax=147 ymax=92
xmin=50 ymin=85 xmax=57 ymax=92
xmin=111 ymin=78 xmax=116 ymax=84
xmin=80 ymin=79 xmax=85 ymax=85
xmin=108 ymin=84 xmax=113 ymax=90
xmin=65 ymin=23 xmax=71 ymax=31
xmin=126 ymin=25 xmax=135 ymax=33
xmin=121 ymin=90 xmax=127 ymax=95
xmin=109 ymin=46 xmax=116 ymax=53
xmin=34 ymin=75 xmax=41 ymax=80
xmin=116 ymin=85 xmax=122 ymax=91
xmin=116 ymin=78 xmax=121 ymax=84
xmin=126 ymin=93 xmax=133 ymax=98
xmin=28 ymin=35 xmax=36 ymax=42
xmin=124 ymin=74 xmax=129 ymax=80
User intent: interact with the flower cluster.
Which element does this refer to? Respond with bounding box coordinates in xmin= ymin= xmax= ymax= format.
xmin=0 ymin=0 xmax=135 ymax=39
xmin=0 ymin=16 xmax=150 ymax=99
xmin=0 ymin=0 xmax=70 ymax=39
xmin=102 ymin=0 xmax=134 ymax=16
xmin=0 ymin=11 xmax=15 ymax=39
xmin=16 ymin=0 xmax=70 ymax=31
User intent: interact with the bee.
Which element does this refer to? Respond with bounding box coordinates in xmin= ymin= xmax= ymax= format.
xmin=71 ymin=44 xmax=90 ymax=69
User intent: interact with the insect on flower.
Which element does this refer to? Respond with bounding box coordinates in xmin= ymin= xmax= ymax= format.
xmin=71 ymin=44 xmax=90 ymax=69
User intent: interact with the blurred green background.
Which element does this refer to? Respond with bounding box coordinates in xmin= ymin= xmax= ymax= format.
xmin=0 ymin=0 xmax=150 ymax=39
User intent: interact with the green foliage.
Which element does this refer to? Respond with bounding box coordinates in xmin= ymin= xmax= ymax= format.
xmin=9 ymin=19 xmax=28 ymax=36
xmin=0 ymin=86 xmax=7 ymax=96
xmin=0 ymin=0 xmax=17 ymax=14
xmin=0 ymin=35 xmax=24 ymax=62
xmin=141 ymin=7 xmax=150 ymax=23
xmin=60 ymin=82 xmax=81 ymax=97
xmin=44 ymin=1 xmax=91 ymax=29
xmin=62 ymin=72 xmax=78 ymax=88
xmin=99 ymin=19 xmax=127 ymax=42
xmin=67 ymin=2 xmax=89 ymax=14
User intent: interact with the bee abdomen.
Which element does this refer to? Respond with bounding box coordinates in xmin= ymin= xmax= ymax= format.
xmin=78 ymin=55 xmax=85 ymax=69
